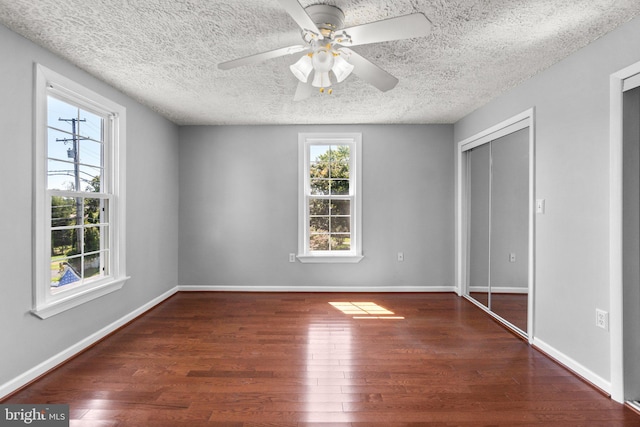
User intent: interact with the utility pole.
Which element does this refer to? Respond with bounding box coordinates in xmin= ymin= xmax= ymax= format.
xmin=57 ymin=116 xmax=86 ymax=255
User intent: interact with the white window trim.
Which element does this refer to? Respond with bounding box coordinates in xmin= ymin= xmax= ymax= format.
xmin=297 ymin=132 xmax=363 ymax=263
xmin=32 ymin=63 xmax=129 ymax=319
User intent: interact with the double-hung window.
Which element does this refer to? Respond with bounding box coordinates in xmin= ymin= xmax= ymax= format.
xmin=297 ymin=133 xmax=363 ymax=263
xmin=33 ymin=64 xmax=128 ymax=319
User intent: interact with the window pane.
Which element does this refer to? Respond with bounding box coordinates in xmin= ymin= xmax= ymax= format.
xmin=330 ymin=161 xmax=349 ymax=179
xmin=50 ymin=259 xmax=65 ymax=286
xmin=79 ymin=139 xmax=102 ymax=168
xmin=331 ymin=200 xmax=350 ymax=216
xmin=80 ymin=164 xmax=102 ymax=192
xmin=310 ymin=234 xmax=329 ymax=251
xmin=78 ymin=109 xmax=103 ymax=142
xmin=331 ymin=217 xmax=351 ymax=233
xmin=310 ymin=179 xmax=329 ymax=195
xmin=47 ymin=98 xmax=104 ymax=193
xmin=309 ymin=199 xmax=329 ymax=215
xmin=84 ymin=198 xmax=103 ymax=224
xmin=47 ymin=97 xmax=78 ymax=131
xmin=84 ymin=252 xmax=103 ymax=279
xmin=310 ymin=161 xmax=329 ymax=179
xmin=47 ymin=128 xmax=76 ymax=162
xmin=51 ymin=228 xmax=80 ymax=257
xmin=47 ymin=98 xmax=103 ymax=141
xmin=310 ymin=216 xmax=329 ymax=233
xmin=51 ymin=196 xmax=78 ymax=227
xmin=66 ymin=257 xmax=82 ymax=279
xmin=330 ymin=235 xmax=351 ymax=251
xmin=331 ymin=180 xmax=349 ymax=195
xmin=48 ymin=159 xmax=76 ymax=191
xmin=84 ymin=225 xmax=101 ymax=253
xmin=50 ymin=258 xmax=80 ymax=287
xmin=310 ymin=145 xmax=330 ymax=162
xmin=330 ymin=145 xmax=350 ymax=163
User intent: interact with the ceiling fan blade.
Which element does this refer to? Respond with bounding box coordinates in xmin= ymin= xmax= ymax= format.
xmin=277 ymin=0 xmax=321 ymax=34
xmin=343 ymin=13 xmax=432 ymax=47
xmin=218 ymin=45 xmax=308 ymax=70
xmin=342 ymin=48 xmax=398 ymax=92
xmin=294 ymin=81 xmax=313 ymax=101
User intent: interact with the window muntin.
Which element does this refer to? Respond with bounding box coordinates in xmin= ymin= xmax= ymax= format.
xmin=298 ymin=133 xmax=362 ymax=263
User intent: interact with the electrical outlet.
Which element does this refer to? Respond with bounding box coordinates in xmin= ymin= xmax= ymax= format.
xmin=595 ymin=308 xmax=609 ymax=330
xmin=289 ymin=253 xmax=296 ymax=263
xmin=397 ymin=252 xmax=404 ymax=262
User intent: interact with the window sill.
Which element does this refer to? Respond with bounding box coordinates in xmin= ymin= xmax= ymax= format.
xmin=297 ymin=255 xmax=364 ymax=264
xmin=32 ymin=276 xmax=130 ymax=319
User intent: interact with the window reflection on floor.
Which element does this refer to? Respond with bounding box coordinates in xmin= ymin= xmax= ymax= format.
xmin=305 ymin=321 xmax=353 ymax=422
xmin=329 ymin=302 xmax=404 ymax=319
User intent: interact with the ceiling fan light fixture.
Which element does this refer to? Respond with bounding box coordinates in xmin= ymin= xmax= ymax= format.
xmin=312 ymin=71 xmax=332 ymax=88
xmin=311 ymin=48 xmax=335 ymax=73
xmin=332 ymin=54 xmax=354 ymax=83
xmin=219 ymin=2 xmax=432 ymax=99
xmin=290 ymin=54 xmax=313 ymax=82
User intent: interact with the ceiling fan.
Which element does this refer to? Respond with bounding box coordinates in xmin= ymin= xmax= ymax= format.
xmin=218 ymin=0 xmax=432 ymax=100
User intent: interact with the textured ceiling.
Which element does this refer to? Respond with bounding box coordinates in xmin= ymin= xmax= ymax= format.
xmin=1 ymin=0 xmax=639 ymax=125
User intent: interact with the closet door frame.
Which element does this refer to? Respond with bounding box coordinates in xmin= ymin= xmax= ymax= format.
xmin=455 ymin=108 xmax=535 ymax=342
xmin=610 ymin=60 xmax=640 ymax=403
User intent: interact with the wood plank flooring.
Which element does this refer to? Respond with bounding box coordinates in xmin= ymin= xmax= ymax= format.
xmin=4 ymin=292 xmax=640 ymax=426
xmin=488 ymin=293 xmax=528 ymax=332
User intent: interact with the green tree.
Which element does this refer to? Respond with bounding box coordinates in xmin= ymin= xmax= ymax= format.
xmin=51 ymin=196 xmax=77 ymax=256
xmin=309 ymin=145 xmax=350 ymax=195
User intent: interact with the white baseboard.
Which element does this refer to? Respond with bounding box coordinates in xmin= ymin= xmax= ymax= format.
xmin=533 ymin=337 xmax=611 ymax=394
xmin=0 ymin=286 xmax=179 ymax=400
xmin=178 ymin=285 xmax=457 ymax=293
xmin=468 ymin=286 xmax=528 ymax=294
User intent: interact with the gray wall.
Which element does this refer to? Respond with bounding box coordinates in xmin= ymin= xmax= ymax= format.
xmin=455 ymin=15 xmax=640 ymax=382
xmin=178 ymin=124 xmax=454 ymax=289
xmin=0 ymin=24 xmax=180 ymax=386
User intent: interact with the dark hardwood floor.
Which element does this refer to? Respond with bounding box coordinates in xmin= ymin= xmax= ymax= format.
xmin=4 ymin=292 xmax=639 ymax=426
xmin=490 ymin=293 xmax=528 ymax=332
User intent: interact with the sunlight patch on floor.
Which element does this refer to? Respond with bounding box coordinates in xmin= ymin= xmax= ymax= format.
xmin=329 ymin=302 xmax=404 ymax=319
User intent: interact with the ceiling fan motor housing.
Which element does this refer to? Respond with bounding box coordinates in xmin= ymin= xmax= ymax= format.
xmin=305 ymin=4 xmax=345 ymax=35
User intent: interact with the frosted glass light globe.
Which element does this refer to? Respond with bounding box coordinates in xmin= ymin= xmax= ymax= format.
xmin=312 ymin=48 xmax=335 ymax=73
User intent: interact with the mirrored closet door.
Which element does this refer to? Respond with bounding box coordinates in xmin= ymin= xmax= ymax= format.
xmin=465 ymin=126 xmax=530 ymax=335
xmin=467 ymin=143 xmax=491 ymax=309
